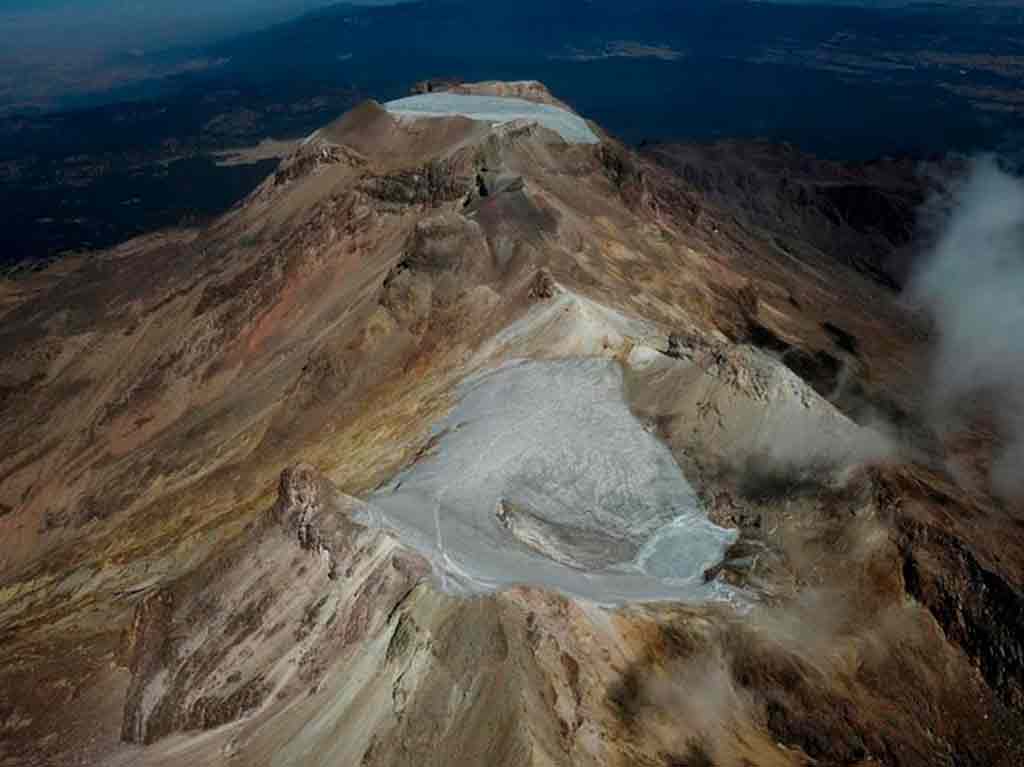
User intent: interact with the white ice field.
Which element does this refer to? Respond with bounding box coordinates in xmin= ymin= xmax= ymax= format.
xmin=384 ymin=93 xmax=601 ymax=144
xmin=368 ymin=359 xmax=738 ymax=604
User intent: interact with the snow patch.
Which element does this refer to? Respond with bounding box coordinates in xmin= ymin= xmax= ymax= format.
xmin=626 ymin=343 xmax=664 ymax=369
xmin=384 ymin=93 xmax=600 ymax=144
xmin=370 ymin=358 xmax=737 ymax=604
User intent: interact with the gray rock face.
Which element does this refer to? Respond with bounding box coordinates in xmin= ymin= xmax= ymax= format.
xmin=274 ymin=464 xmax=364 ymax=579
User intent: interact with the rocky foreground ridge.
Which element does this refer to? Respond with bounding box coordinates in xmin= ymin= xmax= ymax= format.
xmin=1 ymin=81 xmax=1023 ymax=766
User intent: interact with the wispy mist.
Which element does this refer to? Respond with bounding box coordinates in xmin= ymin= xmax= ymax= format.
xmin=0 ymin=1 xmax=331 ymax=54
xmin=910 ymin=155 xmax=1024 ymax=498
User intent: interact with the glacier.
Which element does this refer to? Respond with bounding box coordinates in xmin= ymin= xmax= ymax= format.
xmin=369 ymin=359 xmax=738 ymax=604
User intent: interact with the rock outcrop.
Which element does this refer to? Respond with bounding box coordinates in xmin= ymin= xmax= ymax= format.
xmin=119 ymin=465 xmax=428 ymax=745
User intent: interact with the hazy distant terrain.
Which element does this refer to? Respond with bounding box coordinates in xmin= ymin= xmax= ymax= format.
xmin=2 ymin=0 xmax=1022 ymax=265
xmin=0 ymin=1 xmax=404 ymax=114
xmin=0 ymin=81 xmax=360 ymax=267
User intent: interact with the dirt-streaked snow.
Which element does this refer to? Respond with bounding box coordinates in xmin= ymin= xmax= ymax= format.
xmin=384 ymin=93 xmax=601 ymax=144
xmin=369 ymin=358 xmax=738 ymax=604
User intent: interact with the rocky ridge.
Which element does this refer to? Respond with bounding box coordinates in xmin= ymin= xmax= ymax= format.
xmin=0 ymin=81 xmax=1023 ymax=766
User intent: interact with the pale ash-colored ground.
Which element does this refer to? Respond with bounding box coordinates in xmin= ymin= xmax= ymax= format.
xmin=214 ymin=139 xmax=301 ymax=167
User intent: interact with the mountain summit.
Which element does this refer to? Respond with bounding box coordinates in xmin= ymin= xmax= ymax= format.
xmin=2 ymin=82 xmax=1023 ymax=766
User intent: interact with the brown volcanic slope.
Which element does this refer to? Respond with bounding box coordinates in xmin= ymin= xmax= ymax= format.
xmin=1 ymin=82 xmax=1023 ymax=766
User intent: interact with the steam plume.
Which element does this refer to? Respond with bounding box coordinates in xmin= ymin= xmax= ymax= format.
xmin=910 ymin=155 xmax=1024 ymax=498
